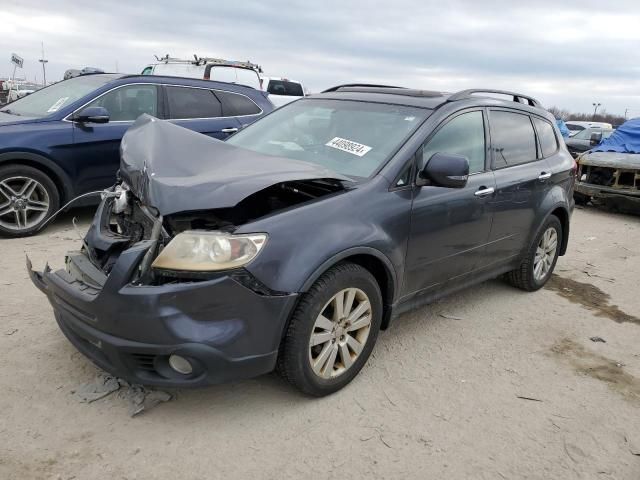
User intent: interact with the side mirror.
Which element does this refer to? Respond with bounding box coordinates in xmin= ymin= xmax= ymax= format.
xmin=417 ymin=152 xmax=469 ymax=188
xmin=72 ymin=106 xmax=110 ymax=124
xmin=590 ymin=132 xmax=602 ymax=146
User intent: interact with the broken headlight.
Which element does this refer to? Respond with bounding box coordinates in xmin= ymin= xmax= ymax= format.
xmin=151 ymin=231 xmax=267 ymax=272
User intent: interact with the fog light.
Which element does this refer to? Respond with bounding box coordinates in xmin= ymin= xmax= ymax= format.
xmin=168 ymin=355 xmax=193 ymax=375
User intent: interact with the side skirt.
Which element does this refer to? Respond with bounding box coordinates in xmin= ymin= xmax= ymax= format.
xmin=387 ymin=258 xmax=521 ymax=326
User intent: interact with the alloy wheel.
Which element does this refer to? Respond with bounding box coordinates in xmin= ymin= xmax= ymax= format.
xmin=0 ymin=176 xmax=50 ymax=231
xmin=309 ymin=287 xmax=372 ymax=379
xmin=533 ymin=227 xmax=558 ymax=282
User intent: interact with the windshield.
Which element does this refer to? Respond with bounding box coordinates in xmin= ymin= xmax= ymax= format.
xmin=0 ymin=74 xmax=121 ymax=117
xmin=574 ymin=128 xmax=613 ymax=140
xmin=227 ymin=99 xmax=428 ymax=178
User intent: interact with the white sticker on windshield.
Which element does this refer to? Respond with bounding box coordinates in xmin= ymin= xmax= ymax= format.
xmin=325 ymin=137 xmax=372 ymax=157
xmin=47 ymin=97 xmax=69 ymax=113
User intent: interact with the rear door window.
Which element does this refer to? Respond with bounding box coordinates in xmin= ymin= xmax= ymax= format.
xmin=215 ymin=90 xmax=261 ymax=116
xmin=166 ymin=86 xmax=222 ymax=119
xmin=532 ymin=117 xmax=558 ymax=157
xmin=421 ymin=110 xmax=486 ymax=174
xmin=490 ymin=111 xmax=538 ymax=168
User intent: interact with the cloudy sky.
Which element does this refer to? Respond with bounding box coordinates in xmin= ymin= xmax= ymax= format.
xmin=4 ymin=0 xmax=640 ymax=116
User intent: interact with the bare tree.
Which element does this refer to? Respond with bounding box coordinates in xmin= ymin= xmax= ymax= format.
xmin=548 ymin=106 xmax=626 ymax=126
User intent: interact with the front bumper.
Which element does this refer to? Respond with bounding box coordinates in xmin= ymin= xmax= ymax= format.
xmin=28 ymin=243 xmax=297 ymax=387
xmin=575 ymin=181 xmax=640 ymax=204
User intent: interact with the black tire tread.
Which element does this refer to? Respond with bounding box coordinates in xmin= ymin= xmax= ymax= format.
xmin=505 ymin=215 xmax=561 ymax=292
xmin=277 ymin=262 xmax=381 ymax=396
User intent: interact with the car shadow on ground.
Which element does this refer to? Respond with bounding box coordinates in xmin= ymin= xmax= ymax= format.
xmin=129 ymin=279 xmax=522 ymax=416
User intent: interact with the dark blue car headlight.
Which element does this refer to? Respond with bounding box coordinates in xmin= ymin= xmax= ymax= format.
xmin=152 ymin=230 xmax=267 ymax=272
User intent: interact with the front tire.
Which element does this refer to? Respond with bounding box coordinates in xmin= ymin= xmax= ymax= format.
xmin=505 ymin=215 xmax=562 ymax=291
xmin=277 ymin=263 xmax=383 ymax=396
xmin=0 ymin=165 xmax=59 ymax=237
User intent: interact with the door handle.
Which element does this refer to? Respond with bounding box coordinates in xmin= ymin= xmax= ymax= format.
xmin=221 ymin=127 xmax=239 ymax=134
xmin=538 ymin=171 xmax=552 ymax=181
xmin=474 ymin=187 xmax=495 ymax=197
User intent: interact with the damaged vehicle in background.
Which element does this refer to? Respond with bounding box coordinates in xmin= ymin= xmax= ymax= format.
xmin=29 ymin=86 xmax=575 ymax=397
xmin=575 ymin=117 xmax=640 ymax=211
xmin=564 ymin=126 xmax=614 ymax=158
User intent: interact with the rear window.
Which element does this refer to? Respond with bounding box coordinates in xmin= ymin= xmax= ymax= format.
xmin=207 ymin=66 xmax=261 ymax=90
xmin=267 ymin=80 xmax=304 ymax=97
xmin=166 ymin=86 xmax=222 ymax=119
xmin=533 ymin=118 xmax=558 ymax=157
xmin=490 ymin=111 xmax=538 ymax=168
xmin=215 ymin=90 xmax=261 ymax=116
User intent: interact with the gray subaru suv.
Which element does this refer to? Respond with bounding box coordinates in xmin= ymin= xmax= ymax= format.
xmin=29 ymin=85 xmax=575 ymax=396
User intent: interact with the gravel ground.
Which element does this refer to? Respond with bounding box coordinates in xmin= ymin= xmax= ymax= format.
xmin=1 ymin=206 xmax=639 ymax=479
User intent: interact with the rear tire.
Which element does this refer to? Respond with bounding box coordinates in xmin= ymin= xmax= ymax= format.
xmin=0 ymin=164 xmax=59 ymax=237
xmin=277 ymin=262 xmax=382 ymax=397
xmin=505 ymin=215 xmax=562 ymax=292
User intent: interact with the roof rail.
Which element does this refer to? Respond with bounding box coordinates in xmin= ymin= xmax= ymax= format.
xmin=322 ymin=83 xmax=405 ymax=93
xmin=448 ymin=89 xmax=541 ymax=107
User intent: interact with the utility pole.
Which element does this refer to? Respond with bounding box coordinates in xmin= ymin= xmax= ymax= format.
xmin=592 ymin=102 xmax=601 ymax=119
xmin=624 ymin=108 xmax=629 ymax=120
xmin=38 ymin=42 xmax=48 ymax=86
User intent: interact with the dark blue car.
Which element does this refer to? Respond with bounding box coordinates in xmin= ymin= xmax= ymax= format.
xmin=0 ymin=74 xmax=273 ymax=236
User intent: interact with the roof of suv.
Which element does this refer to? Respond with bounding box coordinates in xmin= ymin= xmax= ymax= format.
xmin=317 ymin=84 xmax=544 ymax=112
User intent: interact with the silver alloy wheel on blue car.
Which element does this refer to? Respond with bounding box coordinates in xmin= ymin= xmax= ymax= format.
xmin=0 ymin=176 xmax=51 ymax=231
xmin=0 ymin=176 xmax=50 ymax=230
xmin=0 ymin=164 xmax=60 ymax=238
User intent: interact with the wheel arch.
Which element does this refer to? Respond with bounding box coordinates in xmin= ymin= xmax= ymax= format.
xmin=549 ymin=205 xmax=570 ymax=256
xmin=300 ymin=247 xmax=398 ymax=330
xmin=0 ymin=152 xmax=74 ymax=203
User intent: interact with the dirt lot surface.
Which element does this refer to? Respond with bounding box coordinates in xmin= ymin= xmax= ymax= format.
xmin=1 ymin=206 xmax=639 ymax=479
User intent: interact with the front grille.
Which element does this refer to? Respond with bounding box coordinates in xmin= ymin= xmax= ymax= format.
xmin=582 ymin=165 xmax=640 ymax=190
xmin=131 ymin=353 xmax=159 ymax=373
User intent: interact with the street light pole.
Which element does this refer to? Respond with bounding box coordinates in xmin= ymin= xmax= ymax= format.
xmin=592 ymin=102 xmax=601 ymax=119
xmin=38 ymin=42 xmax=48 ymax=86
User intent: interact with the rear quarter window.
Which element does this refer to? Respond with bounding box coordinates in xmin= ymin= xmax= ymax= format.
xmin=215 ymin=90 xmax=261 ymax=116
xmin=490 ymin=111 xmax=538 ymax=168
xmin=533 ymin=117 xmax=559 ymax=157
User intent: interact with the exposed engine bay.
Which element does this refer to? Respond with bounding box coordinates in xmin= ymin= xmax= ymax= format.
xmin=84 ymin=178 xmax=347 ymax=283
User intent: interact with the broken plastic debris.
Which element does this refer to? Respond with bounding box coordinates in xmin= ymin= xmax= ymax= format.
xmin=589 ymin=336 xmax=606 ymax=343
xmin=123 ymin=385 xmax=172 ymax=417
xmin=72 ymin=373 xmax=122 ymax=403
xmin=72 ymin=373 xmax=172 ymax=415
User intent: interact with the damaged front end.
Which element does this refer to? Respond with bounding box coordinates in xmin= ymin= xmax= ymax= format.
xmin=28 ymin=115 xmax=350 ymax=387
xmin=576 ymin=152 xmax=640 ymax=211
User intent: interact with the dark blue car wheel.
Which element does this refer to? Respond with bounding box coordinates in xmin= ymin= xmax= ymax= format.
xmin=0 ymin=164 xmax=59 ymax=237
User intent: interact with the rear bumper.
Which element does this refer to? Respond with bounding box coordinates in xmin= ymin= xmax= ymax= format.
xmin=28 ymin=244 xmax=297 ymax=387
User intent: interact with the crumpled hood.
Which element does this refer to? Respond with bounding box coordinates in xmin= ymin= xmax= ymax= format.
xmin=120 ymin=114 xmax=349 ymax=216
xmin=579 ymin=151 xmax=640 ymax=169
